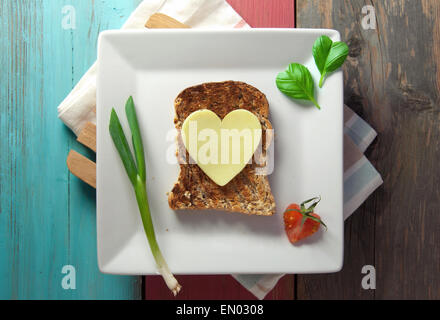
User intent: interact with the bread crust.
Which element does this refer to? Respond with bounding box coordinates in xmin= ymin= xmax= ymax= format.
xmin=168 ymin=81 xmax=276 ymax=216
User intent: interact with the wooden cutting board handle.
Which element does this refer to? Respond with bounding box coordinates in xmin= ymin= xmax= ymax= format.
xmin=67 ymin=14 xmax=189 ymax=189
xmin=145 ymin=13 xmax=190 ymax=29
xmin=77 ymin=122 xmax=97 ymax=152
xmin=67 ymin=150 xmax=97 ymax=188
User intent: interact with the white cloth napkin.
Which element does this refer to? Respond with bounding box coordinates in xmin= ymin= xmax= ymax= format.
xmin=58 ymin=0 xmax=382 ymax=300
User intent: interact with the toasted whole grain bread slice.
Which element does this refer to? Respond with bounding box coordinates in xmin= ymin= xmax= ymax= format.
xmin=168 ymin=81 xmax=276 ymax=216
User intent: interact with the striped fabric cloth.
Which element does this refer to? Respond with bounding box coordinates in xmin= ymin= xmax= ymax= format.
xmin=342 ymin=106 xmax=383 ymax=219
xmin=57 ymin=0 xmax=383 ymax=301
xmin=234 ymin=106 xmax=383 ymax=299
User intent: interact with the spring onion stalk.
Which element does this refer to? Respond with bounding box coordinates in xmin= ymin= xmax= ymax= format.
xmin=109 ymin=96 xmax=181 ymax=296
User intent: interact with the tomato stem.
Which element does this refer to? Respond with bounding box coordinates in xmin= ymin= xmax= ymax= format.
xmin=286 ymin=196 xmax=327 ymax=229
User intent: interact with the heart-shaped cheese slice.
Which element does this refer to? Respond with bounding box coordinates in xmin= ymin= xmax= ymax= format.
xmin=181 ymin=109 xmax=262 ymax=186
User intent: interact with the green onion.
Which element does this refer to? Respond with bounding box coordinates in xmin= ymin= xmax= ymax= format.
xmin=109 ymin=97 xmax=181 ymax=296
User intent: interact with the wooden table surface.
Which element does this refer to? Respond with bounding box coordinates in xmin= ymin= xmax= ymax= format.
xmin=1 ymin=0 xmax=439 ymax=300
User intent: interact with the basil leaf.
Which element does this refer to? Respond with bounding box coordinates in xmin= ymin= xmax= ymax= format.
xmin=276 ymin=63 xmax=321 ymax=110
xmin=313 ymin=35 xmax=349 ymax=88
xmin=313 ymin=35 xmax=333 ymax=75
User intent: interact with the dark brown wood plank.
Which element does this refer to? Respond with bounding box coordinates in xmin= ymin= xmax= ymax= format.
xmin=296 ymin=0 xmax=440 ymax=299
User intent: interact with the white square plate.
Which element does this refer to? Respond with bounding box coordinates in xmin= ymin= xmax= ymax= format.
xmin=97 ymin=29 xmax=344 ymax=275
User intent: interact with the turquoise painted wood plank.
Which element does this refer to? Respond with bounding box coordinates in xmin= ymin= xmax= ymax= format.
xmin=0 ymin=0 xmax=142 ymax=299
xmin=66 ymin=0 xmax=143 ymax=300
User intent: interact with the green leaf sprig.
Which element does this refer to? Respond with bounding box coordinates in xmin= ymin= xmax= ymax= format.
xmin=276 ymin=35 xmax=349 ymax=109
xmin=276 ymin=63 xmax=321 ymax=110
xmin=313 ymin=35 xmax=349 ymax=88
xmin=109 ymin=97 xmax=182 ymax=296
